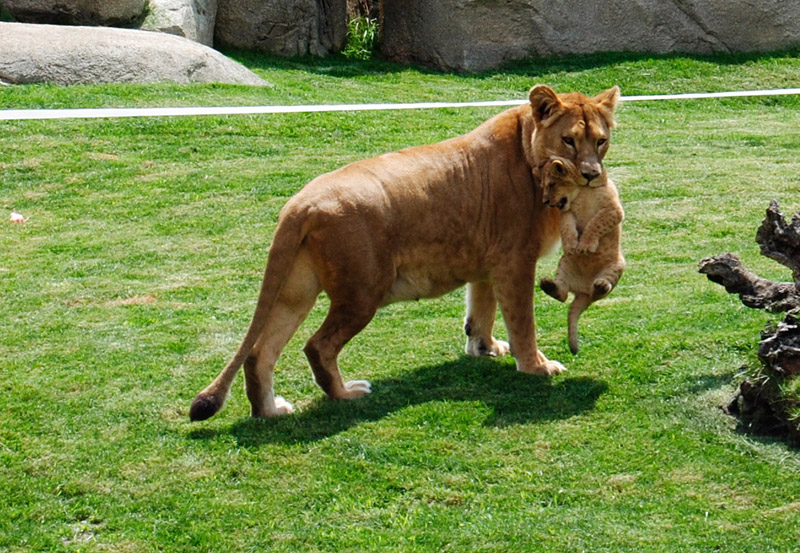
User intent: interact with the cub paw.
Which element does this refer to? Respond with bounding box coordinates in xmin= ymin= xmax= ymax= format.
xmin=574 ymin=239 xmax=599 ymax=255
xmin=540 ymin=278 xmax=567 ymax=302
xmin=592 ymin=278 xmax=613 ymax=299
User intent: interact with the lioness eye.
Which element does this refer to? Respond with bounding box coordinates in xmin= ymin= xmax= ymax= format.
xmin=597 ymin=138 xmax=607 ymax=147
xmin=562 ymin=137 xmax=575 ymax=147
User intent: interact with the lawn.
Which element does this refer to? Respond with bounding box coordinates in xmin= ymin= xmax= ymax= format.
xmin=2 ymin=51 xmax=800 ymax=552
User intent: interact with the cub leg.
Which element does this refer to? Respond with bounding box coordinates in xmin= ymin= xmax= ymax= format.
xmin=540 ymin=257 xmax=570 ymax=302
xmin=464 ymin=281 xmax=510 ymax=357
xmin=303 ymin=299 xmax=376 ymax=400
xmin=591 ymin=260 xmax=625 ymax=301
xmin=494 ymin=265 xmax=566 ymax=376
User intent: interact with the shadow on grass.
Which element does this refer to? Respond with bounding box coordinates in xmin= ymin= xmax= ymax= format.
xmin=195 ymin=357 xmax=607 ymax=447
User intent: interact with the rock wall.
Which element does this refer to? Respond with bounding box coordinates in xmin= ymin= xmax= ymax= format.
xmin=382 ymin=0 xmax=800 ymax=72
xmin=2 ymin=0 xmax=146 ymax=26
xmin=141 ymin=0 xmax=217 ymax=46
xmin=214 ymin=0 xmax=347 ymax=57
xmin=1 ymin=0 xmax=348 ymax=56
xmin=2 ymin=0 xmax=799 ymax=72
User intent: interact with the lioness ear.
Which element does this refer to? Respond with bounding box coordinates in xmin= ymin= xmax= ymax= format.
xmin=594 ymin=85 xmax=621 ymax=126
xmin=529 ymin=85 xmax=563 ymax=125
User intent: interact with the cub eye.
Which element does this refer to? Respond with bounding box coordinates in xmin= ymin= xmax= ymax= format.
xmin=597 ymin=138 xmax=608 ymax=147
xmin=562 ymin=137 xmax=575 ymax=147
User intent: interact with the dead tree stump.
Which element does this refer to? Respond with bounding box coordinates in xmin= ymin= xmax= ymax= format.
xmin=699 ymin=200 xmax=800 ymax=445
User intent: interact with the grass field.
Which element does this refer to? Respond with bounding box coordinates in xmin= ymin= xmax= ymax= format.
xmin=2 ymin=51 xmax=800 ymax=551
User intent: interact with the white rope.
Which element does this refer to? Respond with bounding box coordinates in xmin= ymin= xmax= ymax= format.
xmin=1 ymin=88 xmax=799 ymax=121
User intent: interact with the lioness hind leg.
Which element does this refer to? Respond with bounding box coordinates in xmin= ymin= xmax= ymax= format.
xmin=243 ymin=300 xmax=314 ymax=417
xmin=244 ymin=252 xmax=320 ymax=417
xmin=464 ymin=281 xmax=510 ymax=357
xmin=303 ymin=299 xmax=377 ymax=400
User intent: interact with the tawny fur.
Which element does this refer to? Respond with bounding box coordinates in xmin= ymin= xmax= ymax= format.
xmin=539 ymin=158 xmax=625 ymax=354
xmin=190 ymin=84 xmax=620 ymax=421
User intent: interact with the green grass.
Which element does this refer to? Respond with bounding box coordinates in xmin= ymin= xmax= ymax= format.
xmin=2 ymin=51 xmax=800 ymax=552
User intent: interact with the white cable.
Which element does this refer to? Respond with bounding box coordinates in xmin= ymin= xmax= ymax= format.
xmin=1 ymin=88 xmax=799 ymax=121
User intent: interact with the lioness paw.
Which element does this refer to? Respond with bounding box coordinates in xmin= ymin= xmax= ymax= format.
xmin=465 ymin=336 xmax=510 ymax=357
xmin=518 ymin=359 xmax=567 ymax=376
xmin=492 ymin=339 xmax=511 ymax=357
xmin=341 ymin=380 xmax=372 ymax=400
xmin=273 ymin=396 xmax=295 ymax=415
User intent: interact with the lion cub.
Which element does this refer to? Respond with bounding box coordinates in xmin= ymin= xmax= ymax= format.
xmin=539 ymin=157 xmax=625 ymax=354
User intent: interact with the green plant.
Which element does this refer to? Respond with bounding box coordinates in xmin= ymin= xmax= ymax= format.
xmin=343 ymin=16 xmax=379 ymax=61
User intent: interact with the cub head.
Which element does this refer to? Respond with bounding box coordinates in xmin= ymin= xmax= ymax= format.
xmin=528 ymin=84 xmax=620 ymax=186
xmin=541 ymin=157 xmax=582 ymax=211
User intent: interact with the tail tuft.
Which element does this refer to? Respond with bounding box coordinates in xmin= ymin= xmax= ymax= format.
xmin=189 ymin=393 xmax=222 ymax=422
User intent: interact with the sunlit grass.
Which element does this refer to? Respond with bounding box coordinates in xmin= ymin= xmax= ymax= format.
xmin=2 ymin=51 xmax=800 ymax=552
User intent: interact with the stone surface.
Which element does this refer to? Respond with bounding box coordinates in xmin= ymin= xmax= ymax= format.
xmin=215 ymin=0 xmax=347 ymax=57
xmin=141 ymin=0 xmax=217 ymax=46
xmin=2 ymin=0 xmax=146 ymax=26
xmin=382 ymin=0 xmax=800 ymax=72
xmin=0 ymin=22 xmax=267 ymax=85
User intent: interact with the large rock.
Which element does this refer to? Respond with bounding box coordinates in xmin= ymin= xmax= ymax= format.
xmin=0 ymin=22 xmax=267 ymax=85
xmin=2 ymin=0 xmax=146 ymax=26
xmin=382 ymin=0 xmax=800 ymax=72
xmin=140 ymin=0 xmax=217 ymax=46
xmin=215 ymin=0 xmax=347 ymax=57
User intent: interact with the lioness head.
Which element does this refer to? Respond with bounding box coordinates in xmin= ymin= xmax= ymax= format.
xmin=541 ymin=157 xmax=582 ymax=211
xmin=529 ymin=84 xmax=620 ymax=186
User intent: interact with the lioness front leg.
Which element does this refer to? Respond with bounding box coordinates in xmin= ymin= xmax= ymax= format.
xmin=303 ymin=300 xmax=375 ymax=400
xmin=464 ymin=281 xmax=511 ymax=357
xmin=494 ymin=267 xmax=566 ymax=376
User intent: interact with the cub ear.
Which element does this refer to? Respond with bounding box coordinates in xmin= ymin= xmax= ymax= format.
xmin=529 ymin=85 xmax=563 ymax=125
xmin=594 ymin=85 xmax=621 ymax=126
xmin=549 ymin=159 xmax=566 ymax=177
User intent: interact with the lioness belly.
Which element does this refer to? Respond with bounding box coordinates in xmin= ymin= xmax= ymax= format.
xmin=383 ymin=264 xmax=478 ymax=305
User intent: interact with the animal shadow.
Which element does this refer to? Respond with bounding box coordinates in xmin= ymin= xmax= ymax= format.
xmin=222 ymin=357 xmax=607 ymax=447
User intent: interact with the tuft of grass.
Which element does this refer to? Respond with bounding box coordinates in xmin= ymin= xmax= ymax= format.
xmin=2 ymin=52 xmax=800 ymax=552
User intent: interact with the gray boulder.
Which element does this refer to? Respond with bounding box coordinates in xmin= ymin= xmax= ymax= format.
xmin=0 ymin=22 xmax=267 ymax=85
xmin=141 ymin=0 xmax=217 ymax=46
xmin=382 ymin=0 xmax=800 ymax=72
xmin=215 ymin=0 xmax=346 ymax=57
xmin=2 ymin=0 xmax=146 ymax=26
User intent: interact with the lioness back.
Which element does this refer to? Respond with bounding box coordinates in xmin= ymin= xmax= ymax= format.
xmin=282 ymin=106 xmax=561 ymax=303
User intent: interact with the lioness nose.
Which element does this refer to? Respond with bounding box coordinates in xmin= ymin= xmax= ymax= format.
xmin=582 ymin=169 xmax=600 ymax=182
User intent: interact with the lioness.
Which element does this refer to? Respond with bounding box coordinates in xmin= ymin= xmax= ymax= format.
xmin=190 ymin=84 xmax=620 ymax=421
xmin=539 ymin=157 xmax=625 ymax=354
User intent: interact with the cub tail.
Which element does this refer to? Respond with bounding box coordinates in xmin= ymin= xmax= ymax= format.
xmin=567 ymin=292 xmax=593 ymax=355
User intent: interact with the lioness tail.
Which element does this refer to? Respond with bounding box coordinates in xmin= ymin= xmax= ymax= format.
xmin=190 ymin=212 xmax=307 ymax=421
